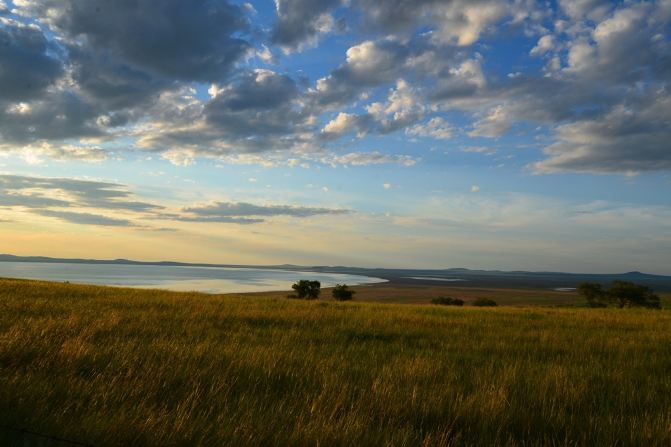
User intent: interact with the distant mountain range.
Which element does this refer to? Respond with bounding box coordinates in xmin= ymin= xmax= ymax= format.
xmin=1 ymin=254 xmax=671 ymax=291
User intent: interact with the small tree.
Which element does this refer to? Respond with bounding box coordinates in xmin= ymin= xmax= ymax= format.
xmin=608 ymin=280 xmax=661 ymax=309
xmin=431 ymin=296 xmax=464 ymax=306
xmin=291 ymin=280 xmax=321 ymax=300
xmin=578 ymin=280 xmax=661 ymax=309
xmin=332 ymin=284 xmax=355 ymax=301
xmin=578 ymin=282 xmax=607 ymax=308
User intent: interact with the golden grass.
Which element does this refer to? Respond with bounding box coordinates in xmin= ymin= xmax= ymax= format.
xmin=1 ymin=278 xmax=670 ymax=446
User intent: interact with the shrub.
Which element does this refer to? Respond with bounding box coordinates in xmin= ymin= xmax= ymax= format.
xmin=431 ymin=296 xmax=464 ymax=306
xmin=332 ymin=284 xmax=355 ymax=301
xmin=472 ymin=298 xmax=497 ymax=307
xmin=291 ymin=280 xmax=321 ymax=300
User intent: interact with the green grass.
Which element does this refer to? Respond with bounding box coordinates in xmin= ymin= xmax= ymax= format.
xmin=1 ymin=278 xmax=671 ymax=446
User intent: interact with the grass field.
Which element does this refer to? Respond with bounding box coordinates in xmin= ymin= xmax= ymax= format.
xmin=1 ymin=278 xmax=671 ymax=446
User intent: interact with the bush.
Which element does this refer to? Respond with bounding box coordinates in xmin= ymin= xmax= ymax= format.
xmin=332 ymin=284 xmax=355 ymax=301
xmin=431 ymin=296 xmax=464 ymax=306
xmin=472 ymin=298 xmax=497 ymax=307
xmin=290 ymin=280 xmax=321 ymax=300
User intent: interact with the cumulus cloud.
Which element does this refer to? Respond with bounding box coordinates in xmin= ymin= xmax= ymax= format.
xmin=321 ymin=112 xmax=364 ymax=138
xmin=469 ymin=105 xmax=510 ymax=138
xmin=530 ymin=35 xmax=555 ymax=57
xmin=0 ymin=18 xmax=63 ymax=101
xmin=534 ymin=94 xmax=671 ymax=173
xmin=142 ymin=69 xmax=309 ymax=154
xmin=558 ymin=0 xmax=613 ymax=21
xmin=430 ymin=58 xmax=486 ymax=102
xmin=353 ymin=0 xmax=512 ymax=46
xmin=271 ymin=0 xmax=342 ymax=51
xmin=0 ymin=0 xmax=669 ymax=175
xmin=312 ymin=40 xmax=409 ymax=108
xmin=17 ymin=0 xmax=250 ymax=83
xmin=0 ymin=0 xmax=254 ymax=152
xmin=407 ymin=117 xmax=454 ymax=140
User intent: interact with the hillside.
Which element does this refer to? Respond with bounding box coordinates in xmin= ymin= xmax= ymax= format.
xmin=1 ymin=279 xmax=671 ymax=446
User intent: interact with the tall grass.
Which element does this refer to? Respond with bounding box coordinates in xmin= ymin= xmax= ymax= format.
xmin=1 ymin=278 xmax=670 ymax=446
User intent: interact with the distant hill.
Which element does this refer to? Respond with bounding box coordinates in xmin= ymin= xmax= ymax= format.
xmin=1 ymin=254 xmax=671 ymax=291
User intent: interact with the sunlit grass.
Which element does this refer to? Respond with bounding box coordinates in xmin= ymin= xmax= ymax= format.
xmin=1 ymin=278 xmax=670 ymax=445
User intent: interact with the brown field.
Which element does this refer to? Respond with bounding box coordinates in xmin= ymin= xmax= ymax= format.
xmin=226 ymin=280 xmax=671 ymax=307
xmin=240 ymin=282 xmax=582 ymax=306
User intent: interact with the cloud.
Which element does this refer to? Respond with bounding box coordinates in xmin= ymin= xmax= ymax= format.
xmin=175 ymin=201 xmax=351 ymax=223
xmin=7 ymin=143 xmax=108 ymax=164
xmin=0 ymin=1 xmax=252 ymax=150
xmin=311 ymin=39 xmax=410 ymax=108
xmin=533 ymin=95 xmax=671 ymax=173
xmin=321 ymin=112 xmax=363 ymax=138
xmin=558 ymin=0 xmax=612 ymax=21
xmin=326 ymin=151 xmax=418 ymax=167
xmin=0 ymin=174 xmax=358 ymax=227
xmin=461 ymin=146 xmax=497 ymax=155
xmin=271 ymin=0 xmax=342 ymax=51
xmin=469 ymin=105 xmax=510 ymax=138
xmin=0 ymin=18 xmax=64 ymax=101
xmin=142 ymin=69 xmax=309 ymax=154
xmin=18 ymin=0 xmax=250 ymax=83
xmin=1 ymin=0 xmax=669 ymax=175
xmin=530 ymin=35 xmax=555 ymax=57
xmin=407 ymin=117 xmax=454 ymax=140
xmin=0 ymin=174 xmax=163 ymax=212
xmin=353 ymin=0 xmax=521 ymax=45
xmin=33 ymin=209 xmax=136 ymax=227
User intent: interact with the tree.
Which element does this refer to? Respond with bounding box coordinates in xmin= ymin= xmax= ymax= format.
xmin=578 ymin=280 xmax=661 ymax=309
xmin=332 ymin=284 xmax=355 ymax=301
xmin=291 ymin=280 xmax=321 ymax=300
xmin=431 ymin=297 xmax=464 ymax=306
xmin=578 ymin=282 xmax=607 ymax=308
xmin=608 ymin=280 xmax=661 ymax=309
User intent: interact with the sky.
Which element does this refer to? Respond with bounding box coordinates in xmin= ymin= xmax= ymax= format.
xmin=0 ymin=0 xmax=670 ymax=274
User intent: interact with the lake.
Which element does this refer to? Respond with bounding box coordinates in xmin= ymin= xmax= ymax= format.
xmin=0 ymin=262 xmax=386 ymax=293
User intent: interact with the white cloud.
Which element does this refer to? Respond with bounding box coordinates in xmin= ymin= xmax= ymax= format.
xmin=406 ymin=117 xmax=454 ymax=140
xmin=321 ymin=112 xmax=361 ymax=137
xmin=530 ymin=35 xmax=555 ymax=56
xmin=161 ymin=149 xmax=197 ymax=167
xmin=469 ymin=105 xmax=510 ymax=138
xmin=327 ymin=151 xmax=417 ymax=167
xmin=461 ymin=146 xmax=497 ymax=155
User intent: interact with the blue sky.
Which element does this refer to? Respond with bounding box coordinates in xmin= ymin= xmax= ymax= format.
xmin=0 ymin=0 xmax=670 ymax=273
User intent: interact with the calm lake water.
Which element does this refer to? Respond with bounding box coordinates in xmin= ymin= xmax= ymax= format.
xmin=0 ymin=262 xmax=386 ymax=293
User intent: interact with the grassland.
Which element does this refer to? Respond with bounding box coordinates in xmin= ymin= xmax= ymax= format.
xmin=1 ymin=278 xmax=671 ymax=446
